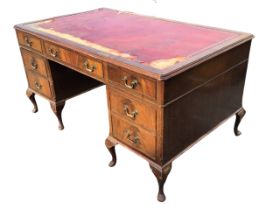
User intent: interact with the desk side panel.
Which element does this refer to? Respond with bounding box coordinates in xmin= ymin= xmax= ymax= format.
xmin=162 ymin=43 xmax=252 ymax=164
xmin=164 ymin=41 xmax=251 ymax=103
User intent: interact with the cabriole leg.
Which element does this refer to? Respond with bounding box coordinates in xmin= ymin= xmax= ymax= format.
xmin=150 ymin=163 xmax=172 ymax=202
xmin=26 ymin=89 xmax=38 ymax=113
xmin=105 ymin=138 xmax=117 ymax=167
xmin=50 ymin=101 xmax=65 ymax=130
xmin=234 ymin=107 xmax=246 ymax=136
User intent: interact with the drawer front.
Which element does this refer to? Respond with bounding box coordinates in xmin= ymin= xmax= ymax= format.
xmin=78 ymin=55 xmax=103 ymax=79
xmin=17 ymin=31 xmax=42 ymax=52
xmin=109 ymin=89 xmax=156 ymax=132
xmin=111 ymin=115 xmax=156 ymax=160
xmin=26 ymin=71 xmax=52 ymax=99
xmin=21 ymin=49 xmax=48 ymax=77
xmin=44 ymin=42 xmax=78 ymax=67
xmin=108 ymin=64 xmax=156 ymax=100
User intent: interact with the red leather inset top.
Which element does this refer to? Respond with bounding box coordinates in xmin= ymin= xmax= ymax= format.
xmin=35 ymin=8 xmax=239 ymax=68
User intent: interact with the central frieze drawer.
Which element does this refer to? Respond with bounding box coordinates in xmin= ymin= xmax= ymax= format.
xmin=44 ymin=41 xmax=78 ymax=67
xmin=78 ymin=55 xmax=104 ymax=79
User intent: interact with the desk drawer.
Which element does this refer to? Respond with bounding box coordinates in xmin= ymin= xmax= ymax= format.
xmin=26 ymin=71 xmax=53 ymax=99
xmin=21 ymin=49 xmax=48 ymax=77
xmin=17 ymin=31 xmax=42 ymax=53
xmin=109 ymin=89 xmax=156 ymax=132
xmin=78 ymin=55 xmax=103 ymax=79
xmin=111 ymin=115 xmax=156 ymax=160
xmin=108 ymin=64 xmax=156 ymax=100
xmin=44 ymin=42 xmax=78 ymax=67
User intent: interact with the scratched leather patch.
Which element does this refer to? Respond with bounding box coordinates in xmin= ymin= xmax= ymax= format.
xmin=29 ymin=8 xmax=238 ymax=70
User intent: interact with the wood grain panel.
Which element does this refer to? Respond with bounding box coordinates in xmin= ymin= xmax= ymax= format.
xmin=164 ymin=41 xmax=251 ymax=103
xmin=111 ymin=114 xmax=156 ymax=160
xmin=108 ymin=64 xmax=157 ymax=100
xmin=21 ymin=48 xmax=48 ymax=77
xmin=44 ymin=41 xmax=78 ymax=67
xmin=162 ymin=61 xmax=248 ymax=164
xmin=26 ymin=71 xmax=53 ymax=99
xmin=78 ymin=55 xmax=103 ymax=79
xmin=17 ymin=31 xmax=42 ymax=52
xmin=108 ymin=89 xmax=157 ymax=132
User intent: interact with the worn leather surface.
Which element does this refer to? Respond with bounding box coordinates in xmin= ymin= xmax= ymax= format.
xmin=33 ymin=8 xmax=239 ymax=69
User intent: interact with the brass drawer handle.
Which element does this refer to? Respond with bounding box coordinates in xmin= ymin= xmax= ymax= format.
xmin=123 ymin=76 xmax=138 ymax=89
xmin=24 ymin=36 xmax=32 ymax=47
xmin=84 ymin=60 xmax=96 ymax=72
xmin=124 ymin=104 xmax=138 ymax=119
xmin=30 ymin=58 xmax=38 ymax=70
xmin=34 ymin=81 xmax=42 ymax=90
xmin=125 ymin=130 xmax=139 ymax=144
xmin=48 ymin=48 xmax=59 ymax=58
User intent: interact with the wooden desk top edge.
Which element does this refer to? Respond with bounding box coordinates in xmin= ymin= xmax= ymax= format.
xmin=15 ymin=8 xmax=254 ymax=80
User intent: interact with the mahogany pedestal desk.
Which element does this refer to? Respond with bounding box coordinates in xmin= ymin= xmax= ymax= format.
xmin=15 ymin=8 xmax=253 ymax=202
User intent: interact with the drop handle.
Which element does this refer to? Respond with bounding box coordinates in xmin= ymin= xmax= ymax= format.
xmin=48 ymin=48 xmax=59 ymax=58
xmin=83 ymin=60 xmax=96 ymax=72
xmin=124 ymin=104 xmax=138 ymax=119
xmin=34 ymin=81 xmax=42 ymax=90
xmin=125 ymin=130 xmax=140 ymax=144
xmin=123 ymin=76 xmax=138 ymax=89
xmin=30 ymin=58 xmax=38 ymax=70
xmin=24 ymin=36 xmax=32 ymax=47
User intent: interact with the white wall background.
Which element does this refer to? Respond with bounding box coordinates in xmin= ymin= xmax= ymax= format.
xmin=0 ymin=0 xmax=279 ymax=209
